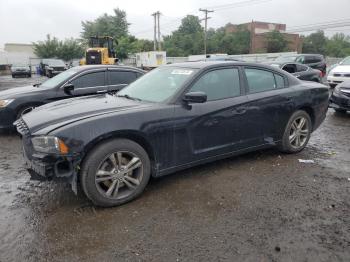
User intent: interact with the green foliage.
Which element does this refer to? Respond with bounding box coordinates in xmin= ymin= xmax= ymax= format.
xmin=163 ymin=15 xmax=204 ymax=56
xmin=302 ymin=30 xmax=327 ymax=55
xmin=81 ymin=8 xmax=129 ymax=40
xmin=325 ymin=33 xmax=350 ymax=57
xmin=33 ymin=35 xmax=60 ymax=58
xmin=116 ymin=36 xmax=154 ymax=59
xmin=302 ymin=31 xmax=350 ymax=57
xmin=33 ymin=34 xmax=85 ymax=60
xmin=265 ymin=30 xmax=289 ymax=53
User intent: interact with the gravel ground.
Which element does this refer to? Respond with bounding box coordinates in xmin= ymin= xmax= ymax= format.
xmin=0 ymin=75 xmax=349 ymax=262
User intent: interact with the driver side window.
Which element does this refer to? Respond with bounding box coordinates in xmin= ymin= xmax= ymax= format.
xmin=189 ymin=68 xmax=241 ymax=101
xmin=71 ymin=71 xmax=105 ymax=89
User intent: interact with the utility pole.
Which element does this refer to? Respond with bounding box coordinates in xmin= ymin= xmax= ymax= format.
xmin=199 ymin=8 xmax=214 ymax=56
xmin=151 ymin=12 xmax=157 ymax=51
xmin=156 ymin=11 xmax=161 ymax=51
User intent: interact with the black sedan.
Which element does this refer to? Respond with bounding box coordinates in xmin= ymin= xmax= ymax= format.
xmin=267 ymin=62 xmax=322 ymax=82
xmin=0 ymin=65 xmax=145 ymax=130
xmin=329 ymin=80 xmax=350 ymax=113
xmin=16 ymin=62 xmax=329 ymax=207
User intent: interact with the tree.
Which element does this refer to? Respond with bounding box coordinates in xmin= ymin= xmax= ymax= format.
xmin=265 ymin=30 xmax=289 ymax=53
xmin=57 ymin=38 xmax=85 ymax=61
xmin=81 ymin=8 xmax=129 ymax=41
xmin=33 ymin=34 xmax=60 ymax=58
xmin=33 ymin=35 xmax=85 ymax=60
xmin=302 ymin=30 xmax=327 ymax=55
xmin=163 ymin=15 xmax=204 ymax=56
xmin=326 ymin=33 xmax=350 ymax=57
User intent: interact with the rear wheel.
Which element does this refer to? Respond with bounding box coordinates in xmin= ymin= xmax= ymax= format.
xmin=279 ymin=110 xmax=312 ymax=153
xmin=80 ymin=138 xmax=151 ymax=207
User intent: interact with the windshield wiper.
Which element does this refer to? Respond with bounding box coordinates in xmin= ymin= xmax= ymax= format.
xmin=117 ymin=94 xmax=142 ymax=101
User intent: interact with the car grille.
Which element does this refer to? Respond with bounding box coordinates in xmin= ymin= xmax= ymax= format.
xmin=15 ymin=118 xmax=30 ymax=136
xmin=52 ymin=67 xmax=65 ymax=71
xmin=86 ymin=51 xmax=102 ymax=64
xmin=333 ymin=73 xmax=350 ymax=77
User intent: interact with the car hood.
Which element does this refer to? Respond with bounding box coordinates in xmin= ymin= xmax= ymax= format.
xmin=0 ymin=85 xmax=41 ymax=99
xmin=22 ymin=94 xmax=151 ymax=134
xmin=331 ymin=65 xmax=350 ymax=74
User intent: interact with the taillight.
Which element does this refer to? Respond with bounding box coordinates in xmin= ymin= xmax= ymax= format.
xmin=320 ymin=71 xmax=325 ymax=77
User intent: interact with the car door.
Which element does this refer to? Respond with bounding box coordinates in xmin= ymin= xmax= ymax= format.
xmin=67 ymin=70 xmax=107 ymax=96
xmin=173 ymin=67 xmax=249 ymax=165
xmin=243 ymin=67 xmax=294 ymax=144
xmin=107 ymin=69 xmax=140 ymax=93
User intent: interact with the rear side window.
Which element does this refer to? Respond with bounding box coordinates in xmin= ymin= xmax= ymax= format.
xmin=274 ymin=74 xmax=285 ymax=89
xmin=109 ymin=71 xmax=137 ymax=85
xmin=245 ymin=68 xmax=285 ymax=93
xmin=71 ymin=71 xmax=105 ymax=89
xmin=189 ymin=68 xmax=240 ymax=101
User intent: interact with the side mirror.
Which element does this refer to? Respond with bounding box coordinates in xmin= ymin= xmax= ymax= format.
xmin=63 ymin=83 xmax=74 ymax=95
xmin=183 ymin=91 xmax=207 ymax=104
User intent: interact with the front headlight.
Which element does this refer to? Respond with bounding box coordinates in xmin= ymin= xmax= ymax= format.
xmin=31 ymin=136 xmax=69 ymax=154
xmin=0 ymin=99 xmax=14 ymax=108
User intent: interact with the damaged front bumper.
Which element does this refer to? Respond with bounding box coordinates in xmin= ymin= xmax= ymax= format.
xmin=23 ymin=148 xmax=81 ymax=194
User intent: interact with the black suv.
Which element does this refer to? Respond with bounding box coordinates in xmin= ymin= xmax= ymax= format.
xmin=40 ymin=59 xmax=67 ymax=78
xmin=274 ymin=54 xmax=327 ymax=77
xmin=0 ymin=65 xmax=145 ymax=130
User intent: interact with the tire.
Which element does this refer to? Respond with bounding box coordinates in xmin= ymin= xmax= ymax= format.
xmin=16 ymin=105 xmax=36 ymax=119
xmin=334 ymin=108 xmax=347 ymax=114
xmin=80 ymin=138 xmax=151 ymax=207
xmin=279 ymin=110 xmax=312 ymax=154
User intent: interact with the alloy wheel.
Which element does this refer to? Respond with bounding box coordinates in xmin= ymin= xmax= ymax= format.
xmin=95 ymin=151 xmax=143 ymax=199
xmin=289 ymin=116 xmax=309 ymax=149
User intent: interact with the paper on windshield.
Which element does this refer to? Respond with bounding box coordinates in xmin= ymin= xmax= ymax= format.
xmin=171 ymin=69 xmax=193 ymax=75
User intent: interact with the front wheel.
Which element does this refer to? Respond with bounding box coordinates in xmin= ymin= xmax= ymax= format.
xmin=80 ymin=138 xmax=151 ymax=207
xmin=279 ymin=110 xmax=312 ymax=153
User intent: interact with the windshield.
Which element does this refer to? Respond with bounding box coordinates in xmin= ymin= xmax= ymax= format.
xmin=40 ymin=67 xmax=79 ymax=88
xmin=274 ymin=56 xmax=297 ymax=63
xmin=118 ymin=67 xmax=197 ymax=102
xmin=340 ymin=56 xmax=350 ymax=65
xmin=43 ymin=59 xmax=65 ymax=67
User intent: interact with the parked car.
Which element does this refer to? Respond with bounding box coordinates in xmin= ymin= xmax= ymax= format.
xmin=327 ymin=56 xmax=350 ymax=88
xmin=267 ymin=62 xmax=322 ymax=82
xmin=329 ymin=80 xmax=350 ymax=113
xmin=274 ymin=54 xmax=326 ymax=77
xmin=11 ymin=64 xmax=31 ymax=78
xmin=16 ymin=61 xmax=329 ymax=207
xmin=40 ymin=59 xmax=67 ymax=78
xmin=0 ymin=65 xmax=145 ymax=130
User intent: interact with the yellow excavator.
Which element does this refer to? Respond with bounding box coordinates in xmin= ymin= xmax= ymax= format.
xmin=80 ymin=36 xmax=118 ymax=65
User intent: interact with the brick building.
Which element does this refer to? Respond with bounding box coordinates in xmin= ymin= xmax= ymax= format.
xmin=226 ymin=21 xmax=302 ymax=53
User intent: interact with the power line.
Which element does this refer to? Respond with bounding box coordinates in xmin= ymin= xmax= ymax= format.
xmin=132 ymin=0 xmax=274 ymax=36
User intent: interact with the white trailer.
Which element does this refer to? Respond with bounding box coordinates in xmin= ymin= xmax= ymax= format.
xmin=136 ymin=51 xmax=166 ymax=69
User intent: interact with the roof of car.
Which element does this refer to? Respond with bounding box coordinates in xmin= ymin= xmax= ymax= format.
xmin=73 ymin=65 xmax=145 ymax=72
xmin=164 ymin=61 xmax=278 ymax=70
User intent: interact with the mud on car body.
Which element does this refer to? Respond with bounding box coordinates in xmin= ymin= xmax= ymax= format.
xmin=16 ymin=61 xmax=329 ymax=207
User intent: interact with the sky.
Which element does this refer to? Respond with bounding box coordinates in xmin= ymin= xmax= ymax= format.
xmin=0 ymin=0 xmax=350 ymax=47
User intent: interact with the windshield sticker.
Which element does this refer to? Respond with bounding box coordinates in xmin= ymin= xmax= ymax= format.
xmin=171 ymin=69 xmax=193 ymax=75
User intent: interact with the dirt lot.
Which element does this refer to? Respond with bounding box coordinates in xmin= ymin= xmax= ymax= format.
xmin=0 ymin=75 xmax=349 ymax=262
